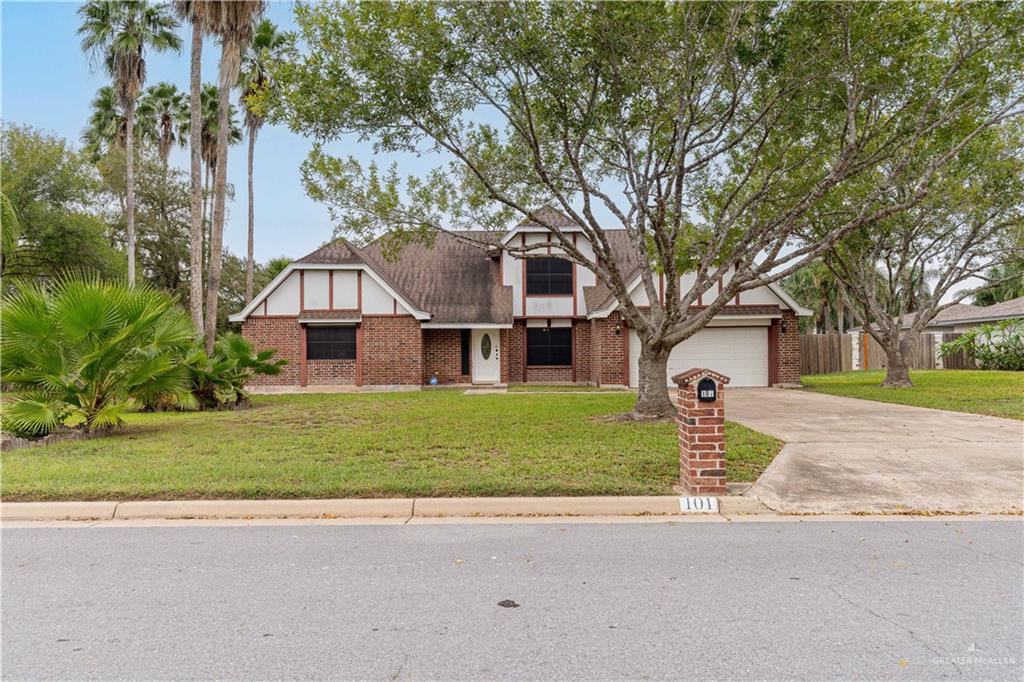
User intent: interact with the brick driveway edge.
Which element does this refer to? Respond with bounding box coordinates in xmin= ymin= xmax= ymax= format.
xmin=2 ymin=495 xmax=770 ymax=521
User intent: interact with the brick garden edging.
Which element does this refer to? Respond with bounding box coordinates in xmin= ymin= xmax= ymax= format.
xmin=1 ymin=429 xmax=98 ymax=452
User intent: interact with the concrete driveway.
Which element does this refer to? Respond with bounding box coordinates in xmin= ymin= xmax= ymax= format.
xmin=729 ymin=388 xmax=1023 ymax=514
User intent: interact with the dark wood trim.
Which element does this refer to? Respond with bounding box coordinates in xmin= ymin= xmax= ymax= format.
xmin=355 ymin=324 xmax=363 ymax=386
xmin=357 ymin=271 xmax=363 ymax=312
xmin=300 ymin=324 xmax=308 ymax=387
xmin=622 ymin=319 xmax=629 ymax=386
xmin=571 ymin=322 xmax=577 ymax=383
xmin=520 ymin=234 xmax=527 ymax=315
xmin=524 ymin=293 xmax=574 ymax=298
xmin=328 ymin=270 xmax=334 ymax=310
xmin=768 ymin=320 xmax=779 ymax=386
xmin=263 ymin=300 xmax=267 ymax=316
xmin=571 ymin=234 xmax=578 ymax=316
xmin=299 ymin=270 xmax=305 ymax=310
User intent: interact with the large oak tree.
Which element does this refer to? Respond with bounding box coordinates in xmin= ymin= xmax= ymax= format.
xmin=278 ymin=1 xmax=1022 ymax=417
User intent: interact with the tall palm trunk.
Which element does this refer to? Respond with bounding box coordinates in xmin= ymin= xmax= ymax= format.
xmin=205 ymin=39 xmax=241 ymax=352
xmin=245 ymin=125 xmax=258 ymax=302
xmin=125 ymin=98 xmax=137 ymax=283
xmin=187 ymin=22 xmax=205 ymax=336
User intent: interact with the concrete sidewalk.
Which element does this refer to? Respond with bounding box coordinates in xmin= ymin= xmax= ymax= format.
xmin=1 ymin=495 xmax=769 ymax=523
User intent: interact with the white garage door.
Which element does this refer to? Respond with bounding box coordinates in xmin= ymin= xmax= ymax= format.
xmin=629 ymin=326 xmax=769 ymax=388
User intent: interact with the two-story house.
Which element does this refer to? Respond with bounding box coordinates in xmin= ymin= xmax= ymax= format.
xmin=230 ymin=206 xmax=808 ymax=388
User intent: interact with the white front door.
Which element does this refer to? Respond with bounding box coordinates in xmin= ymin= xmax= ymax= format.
xmin=471 ymin=329 xmax=500 ymax=383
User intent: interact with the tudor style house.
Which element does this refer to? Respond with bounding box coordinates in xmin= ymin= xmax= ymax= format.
xmin=231 ymin=207 xmax=808 ymax=388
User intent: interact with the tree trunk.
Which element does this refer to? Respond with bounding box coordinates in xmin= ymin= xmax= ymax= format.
xmin=205 ymin=39 xmax=241 ymax=353
xmin=245 ymin=125 xmax=257 ymax=302
xmin=125 ymin=99 xmax=136 ymax=283
xmin=632 ymin=343 xmax=675 ymax=419
xmin=882 ymin=336 xmax=914 ymax=388
xmin=187 ymin=22 xmax=205 ymax=337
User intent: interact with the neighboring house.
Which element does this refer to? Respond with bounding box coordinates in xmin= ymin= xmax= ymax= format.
xmin=848 ymin=296 xmax=1024 ymax=334
xmin=231 ymin=206 xmax=810 ymax=388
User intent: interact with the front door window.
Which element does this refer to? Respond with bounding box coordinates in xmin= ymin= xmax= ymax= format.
xmin=481 ymin=333 xmax=492 ymax=360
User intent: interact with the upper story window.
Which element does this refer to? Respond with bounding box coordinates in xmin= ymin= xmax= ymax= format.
xmin=526 ymin=257 xmax=572 ymax=295
xmin=307 ymin=326 xmax=356 ymax=360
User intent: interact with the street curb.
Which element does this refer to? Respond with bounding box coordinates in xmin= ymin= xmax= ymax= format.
xmin=1 ymin=495 xmax=769 ymax=522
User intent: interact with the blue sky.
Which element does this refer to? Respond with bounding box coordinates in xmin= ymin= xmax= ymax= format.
xmin=2 ymin=0 xmax=352 ymax=264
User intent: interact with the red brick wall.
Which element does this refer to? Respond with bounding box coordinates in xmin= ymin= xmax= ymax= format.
xmin=423 ymin=329 xmax=470 ymax=384
xmin=361 ymin=315 xmax=423 ymax=385
xmin=499 ymin=328 xmax=511 ymax=384
xmin=241 ymin=317 xmax=302 ymax=386
xmin=307 ymin=359 xmax=356 ymax=384
xmin=574 ymin=321 xmax=591 ymax=383
xmin=590 ymin=313 xmax=627 ymax=386
xmin=507 ymin=321 xmax=526 ymax=383
xmin=778 ymin=310 xmax=800 ymax=385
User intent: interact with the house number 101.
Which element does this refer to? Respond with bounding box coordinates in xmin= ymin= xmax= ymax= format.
xmin=679 ymin=496 xmax=719 ymax=513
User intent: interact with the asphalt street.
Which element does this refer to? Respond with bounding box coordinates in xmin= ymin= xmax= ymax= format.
xmin=3 ymin=519 xmax=1022 ymax=681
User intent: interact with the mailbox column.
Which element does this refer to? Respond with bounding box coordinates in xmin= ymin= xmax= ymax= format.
xmin=672 ymin=368 xmax=731 ymax=495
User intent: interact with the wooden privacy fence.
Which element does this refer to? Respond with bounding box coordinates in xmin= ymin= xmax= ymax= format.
xmin=939 ymin=333 xmax=975 ymax=369
xmin=858 ymin=333 xmax=938 ymax=370
xmin=800 ymin=334 xmax=853 ymax=375
xmin=800 ymin=332 xmax=974 ymax=375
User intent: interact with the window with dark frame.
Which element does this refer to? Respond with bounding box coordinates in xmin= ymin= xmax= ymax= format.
xmin=306 ymin=326 xmax=357 ymax=360
xmin=526 ymin=326 xmax=572 ymax=366
xmin=525 ymin=257 xmax=573 ymax=295
xmin=460 ymin=329 xmax=471 ymax=375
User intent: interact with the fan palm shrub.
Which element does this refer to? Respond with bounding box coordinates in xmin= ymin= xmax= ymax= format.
xmin=186 ymin=332 xmax=285 ymax=410
xmin=1 ymin=277 xmax=195 ymax=436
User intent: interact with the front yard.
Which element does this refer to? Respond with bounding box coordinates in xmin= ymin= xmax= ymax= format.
xmin=1 ymin=392 xmax=780 ymax=501
xmin=803 ymin=370 xmax=1023 ymax=420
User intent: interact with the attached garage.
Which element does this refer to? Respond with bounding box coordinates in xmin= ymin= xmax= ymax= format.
xmin=628 ymin=325 xmax=770 ymax=388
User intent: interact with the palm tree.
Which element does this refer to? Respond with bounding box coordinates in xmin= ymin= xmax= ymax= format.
xmin=1 ymin=191 xmax=20 ymax=277
xmin=139 ymin=82 xmax=189 ymax=171
xmin=198 ymin=83 xmax=242 ymax=253
xmin=78 ymin=0 xmax=180 ymax=284
xmin=82 ymin=85 xmax=158 ymax=162
xmin=203 ymin=0 xmax=265 ymax=352
xmin=238 ymin=19 xmax=291 ymax=302
xmin=174 ymin=1 xmax=218 ymax=337
xmin=1 ymin=277 xmax=195 ymax=435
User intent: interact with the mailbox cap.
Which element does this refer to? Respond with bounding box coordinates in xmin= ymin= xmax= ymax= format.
xmin=671 ymin=367 xmax=732 ymax=387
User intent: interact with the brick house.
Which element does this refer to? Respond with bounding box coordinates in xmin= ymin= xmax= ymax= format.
xmin=231 ymin=207 xmax=809 ymax=388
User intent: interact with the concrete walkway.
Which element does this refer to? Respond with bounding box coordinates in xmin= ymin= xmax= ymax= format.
xmin=730 ymin=388 xmax=1024 ymax=514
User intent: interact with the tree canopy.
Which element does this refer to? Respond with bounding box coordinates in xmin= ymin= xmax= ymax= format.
xmin=278 ymin=0 xmax=1023 ymax=414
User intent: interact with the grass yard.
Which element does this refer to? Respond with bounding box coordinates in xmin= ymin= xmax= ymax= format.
xmin=1 ymin=392 xmax=780 ymax=501
xmin=803 ymin=370 xmax=1023 ymax=420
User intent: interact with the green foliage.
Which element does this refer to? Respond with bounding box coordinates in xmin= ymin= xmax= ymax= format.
xmin=0 ymin=277 xmax=196 ymax=436
xmin=1 ymin=124 xmax=125 ymax=281
xmin=973 ymin=260 xmax=1024 ymax=306
xmin=940 ymin=320 xmax=1024 ymax=372
xmin=77 ymin=0 xmax=181 ymax=108
xmin=186 ymin=332 xmax=286 ymax=410
xmin=239 ymin=19 xmax=296 ymax=131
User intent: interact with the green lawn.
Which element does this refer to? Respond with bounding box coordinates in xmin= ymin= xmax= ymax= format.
xmin=1 ymin=392 xmax=780 ymax=501
xmin=803 ymin=370 xmax=1024 ymax=420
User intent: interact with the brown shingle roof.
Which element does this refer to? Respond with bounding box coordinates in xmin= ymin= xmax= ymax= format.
xmin=291 ymin=224 xmax=649 ymax=324
xmin=947 ymin=296 xmax=1024 ymax=323
xmin=295 ymin=240 xmax=366 ymax=265
xmin=516 ymin=204 xmax=577 ymax=228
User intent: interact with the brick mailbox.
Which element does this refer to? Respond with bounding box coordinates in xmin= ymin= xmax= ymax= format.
xmin=671 ymin=368 xmax=731 ymax=495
